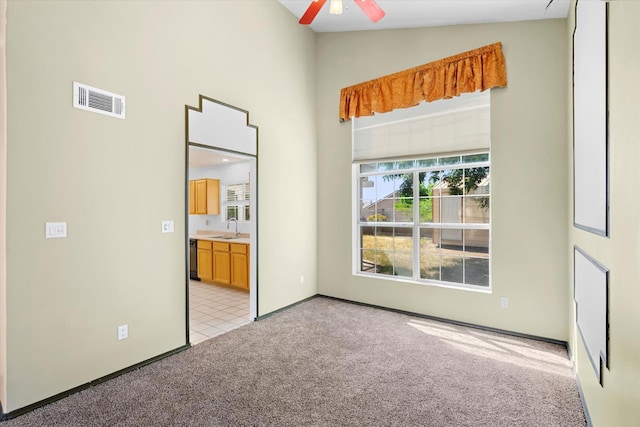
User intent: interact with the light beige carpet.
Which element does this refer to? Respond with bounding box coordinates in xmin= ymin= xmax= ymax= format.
xmin=5 ymin=297 xmax=586 ymax=426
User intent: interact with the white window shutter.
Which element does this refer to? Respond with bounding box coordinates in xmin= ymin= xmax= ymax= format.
xmin=353 ymin=91 xmax=490 ymax=162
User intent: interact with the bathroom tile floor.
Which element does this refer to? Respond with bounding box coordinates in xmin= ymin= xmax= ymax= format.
xmin=189 ymin=280 xmax=250 ymax=345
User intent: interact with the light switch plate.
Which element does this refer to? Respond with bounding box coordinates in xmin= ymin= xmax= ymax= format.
xmin=45 ymin=222 xmax=67 ymax=239
xmin=161 ymin=220 xmax=174 ymax=233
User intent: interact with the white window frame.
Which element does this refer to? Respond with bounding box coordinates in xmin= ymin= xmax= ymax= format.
xmin=352 ymin=152 xmax=491 ymax=292
xmin=223 ymin=182 xmax=250 ymax=222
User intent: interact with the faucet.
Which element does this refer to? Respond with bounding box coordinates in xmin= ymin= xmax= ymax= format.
xmin=227 ymin=218 xmax=239 ymax=237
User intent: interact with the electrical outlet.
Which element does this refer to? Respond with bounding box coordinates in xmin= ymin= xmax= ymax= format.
xmin=500 ymin=297 xmax=509 ymax=308
xmin=300 ymin=275 xmax=305 ymax=284
xmin=118 ymin=325 xmax=128 ymax=340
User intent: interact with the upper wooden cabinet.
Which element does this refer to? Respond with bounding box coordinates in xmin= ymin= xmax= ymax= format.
xmin=189 ymin=178 xmax=220 ymax=215
xmin=188 ymin=181 xmax=196 ymax=214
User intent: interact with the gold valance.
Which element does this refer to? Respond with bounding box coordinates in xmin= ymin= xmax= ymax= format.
xmin=339 ymin=42 xmax=507 ymax=121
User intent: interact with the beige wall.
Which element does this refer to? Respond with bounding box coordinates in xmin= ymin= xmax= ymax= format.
xmin=6 ymin=0 xmax=637 ymax=421
xmin=316 ymin=20 xmax=569 ymax=340
xmin=2 ymin=0 xmax=317 ymax=412
xmin=1 ymin=0 xmax=7 ymax=412
xmin=568 ymin=1 xmax=640 ymax=425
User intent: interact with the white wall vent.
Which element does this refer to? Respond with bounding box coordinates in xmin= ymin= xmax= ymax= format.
xmin=73 ymin=82 xmax=125 ymax=119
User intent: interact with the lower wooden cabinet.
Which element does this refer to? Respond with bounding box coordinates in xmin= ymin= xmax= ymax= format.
xmin=197 ymin=240 xmax=213 ymax=281
xmin=230 ymin=243 xmax=249 ymax=290
xmin=212 ymin=242 xmax=231 ymax=285
xmin=197 ymin=240 xmax=249 ymax=290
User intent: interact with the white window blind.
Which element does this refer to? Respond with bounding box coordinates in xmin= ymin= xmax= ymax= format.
xmin=226 ymin=183 xmax=250 ymax=202
xmin=352 ymin=91 xmax=490 ymax=162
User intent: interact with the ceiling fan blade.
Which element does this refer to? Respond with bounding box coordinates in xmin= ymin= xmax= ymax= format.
xmin=299 ymin=0 xmax=328 ymax=25
xmin=354 ymin=0 xmax=385 ymax=23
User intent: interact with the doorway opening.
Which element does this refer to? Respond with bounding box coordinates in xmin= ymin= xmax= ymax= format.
xmin=185 ymin=96 xmax=258 ymax=346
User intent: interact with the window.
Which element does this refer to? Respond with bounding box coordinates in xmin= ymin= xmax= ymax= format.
xmin=224 ymin=182 xmax=250 ymax=221
xmin=351 ymin=91 xmax=491 ymax=290
xmin=356 ymin=153 xmax=490 ymax=288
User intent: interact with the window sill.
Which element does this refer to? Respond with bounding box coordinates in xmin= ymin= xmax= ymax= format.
xmin=353 ymin=271 xmax=492 ymax=294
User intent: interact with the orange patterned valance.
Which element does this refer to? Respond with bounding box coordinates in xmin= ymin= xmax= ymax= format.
xmin=339 ymin=42 xmax=507 ymax=121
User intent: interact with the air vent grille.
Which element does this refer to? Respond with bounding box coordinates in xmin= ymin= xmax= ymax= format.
xmin=113 ymin=97 xmax=123 ymax=116
xmin=73 ymin=82 xmax=125 ymax=119
xmin=77 ymin=86 xmax=87 ymax=107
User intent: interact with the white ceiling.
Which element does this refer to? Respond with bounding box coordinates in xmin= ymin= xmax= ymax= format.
xmin=189 ymin=146 xmax=248 ymax=169
xmin=278 ymin=0 xmax=570 ymax=33
xmin=192 ymin=0 xmax=571 ymax=168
